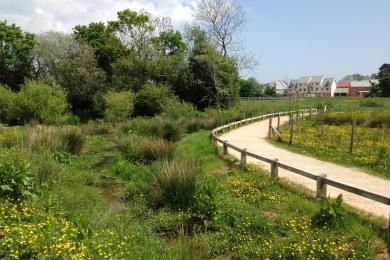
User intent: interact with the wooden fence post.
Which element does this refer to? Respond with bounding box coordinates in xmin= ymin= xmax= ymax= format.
xmin=241 ymin=148 xmax=247 ymax=165
xmin=316 ymin=174 xmax=327 ymax=198
xmin=223 ymin=141 xmax=228 ymax=155
xmin=271 ymin=159 xmax=279 ymax=180
xmin=277 ymin=113 xmax=280 ymax=131
xmin=268 ymin=117 xmax=272 ymax=138
xmin=301 ymin=109 xmax=304 ymax=122
xmin=350 ymin=120 xmax=356 ymax=154
xmin=309 ymin=109 xmax=312 ymax=119
xmin=289 ymin=116 xmax=294 ymax=146
xmin=212 ymin=135 xmax=217 ymax=145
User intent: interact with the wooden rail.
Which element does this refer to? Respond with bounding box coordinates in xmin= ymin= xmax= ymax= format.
xmin=211 ymin=109 xmax=390 ymax=228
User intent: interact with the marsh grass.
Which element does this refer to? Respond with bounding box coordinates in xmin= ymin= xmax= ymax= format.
xmin=118 ymin=134 xmax=174 ymax=163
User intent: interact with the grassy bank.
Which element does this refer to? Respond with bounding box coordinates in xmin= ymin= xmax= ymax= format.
xmin=1 ymin=118 xmax=389 ymax=258
xmin=271 ymin=109 xmax=390 ymax=179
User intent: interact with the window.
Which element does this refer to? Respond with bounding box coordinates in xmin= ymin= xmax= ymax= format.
xmin=316 ymin=88 xmax=318 ymax=91
xmin=326 ymin=88 xmax=329 ymax=91
xmin=321 ymin=88 xmax=324 ymax=91
xmin=299 ymin=88 xmax=301 ymax=92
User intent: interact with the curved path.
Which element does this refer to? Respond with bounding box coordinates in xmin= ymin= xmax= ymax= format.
xmin=220 ymin=116 xmax=390 ymax=219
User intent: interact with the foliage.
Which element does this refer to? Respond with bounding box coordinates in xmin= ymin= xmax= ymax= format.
xmin=32 ymin=31 xmax=78 ymax=79
xmin=313 ymin=195 xmax=345 ymax=227
xmin=0 ymin=149 xmax=33 ymax=199
xmin=370 ymin=63 xmax=390 ymax=97
xmin=52 ymin=150 xmax=71 ymax=164
xmin=239 ymin=77 xmax=263 ymax=97
xmin=187 ymin=29 xmax=240 ymax=109
xmin=55 ymin=44 xmax=107 ymax=118
xmin=264 ymin=84 xmax=277 ymax=96
xmin=134 ymin=83 xmax=175 ymax=116
xmin=149 ymin=159 xmax=200 ymax=209
xmin=0 ymin=81 xmax=69 ymax=125
xmin=118 ymin=134 xmax=174 ymax=163
xmin=74 ymin=22 xmax=127 ymax=77
xmin=104 ymin=90 xmax=135 ymax=122
xmin=0 ymin=21 xmax=35 ymax=91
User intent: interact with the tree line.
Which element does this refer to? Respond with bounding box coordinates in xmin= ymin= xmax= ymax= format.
xmin=0 ymin=1 xmax=271 ymax=124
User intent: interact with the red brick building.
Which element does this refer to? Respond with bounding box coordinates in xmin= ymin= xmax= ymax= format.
xmin=348 ymin=80 xmax=378 ymax=96
xmin=334 ymin=81 xmax=350 ymax=96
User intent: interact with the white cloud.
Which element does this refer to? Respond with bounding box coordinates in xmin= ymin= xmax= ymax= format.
xmin=0 ymin=0 xmax=197 ymax=33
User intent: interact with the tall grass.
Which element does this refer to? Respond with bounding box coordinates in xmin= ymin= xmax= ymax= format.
xmin=118 ymin=134 xmax=174 ymax=163
xmin=149 ymin=159 xmax=200 ymax=209
xmin=0 ymin=125 xmax=85 ymax=154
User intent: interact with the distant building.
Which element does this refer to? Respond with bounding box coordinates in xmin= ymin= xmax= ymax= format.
xmin=288 ymin=76 xmax=337 ymax=97
xmin=334 ymin=81 xmax=350 ymax=96
xmin=349 ymin=80 xmax=378 ymax=96
xmin=269 ymin=80 xmax=289 ymax=95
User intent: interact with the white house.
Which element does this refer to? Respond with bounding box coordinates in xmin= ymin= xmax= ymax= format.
xmin=269 ymin=80 xmax=289 ymax=95
xmin=288 ymin=75 xmax=337 ymax=97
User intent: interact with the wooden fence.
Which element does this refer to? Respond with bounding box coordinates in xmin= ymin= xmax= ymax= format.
xmin=211 ymin=109 xmax=390 ymax=229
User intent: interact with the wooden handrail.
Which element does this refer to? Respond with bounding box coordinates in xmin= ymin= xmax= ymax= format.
xmin=211 ymin=108 xmax=390 ymax=227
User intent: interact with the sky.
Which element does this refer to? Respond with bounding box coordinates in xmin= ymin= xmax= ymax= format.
xmin=1 ymin=0 xmax=389 ymax=82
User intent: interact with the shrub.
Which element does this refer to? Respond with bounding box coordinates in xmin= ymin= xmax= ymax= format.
xmin=0 ymin=149 xmax=33 ymax=199
xmin=0 ymin=85 xmax=15 ymax=123
xmin=193 ymin=176 xmax=219 ymax=220
xmin=149 ymin=159 xmax=200 ymax=209
xmin=134 ymin=83 xmax=174 ymax=117
xmin=119 ymin=134 xmax=174 ymax=164
xmin=312 ymin=195 xmax=344 ymax=227
xmin=120 ymin=117 xmax=184 ymax=141
xmin=0 ymin=82 xmax=69 ymax=125
xmin=104 ymin=90 xmax=135 ymax=122
xmin=162 ymin=99 xmax=201 ymax=120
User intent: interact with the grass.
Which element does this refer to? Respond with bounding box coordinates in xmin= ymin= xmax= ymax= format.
xmin=1 ymin=97 xmax=390 ymax=259
xmin=271 ymin=110 xmax=390 ymax=179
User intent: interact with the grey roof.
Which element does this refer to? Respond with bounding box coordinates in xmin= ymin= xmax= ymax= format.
xmin=350 ymin=80 xmax=378 ymax=87
xmin=309 ymin=76 xmax=324 ymax=83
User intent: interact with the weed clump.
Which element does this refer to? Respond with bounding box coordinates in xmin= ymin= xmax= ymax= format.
xmin=149 ymin=159 xmax=200 ymax=209
xmin=119 ymin=134 xmax=174 ymax=164
xmin=312 ymin=195 xmax=345 ymax=227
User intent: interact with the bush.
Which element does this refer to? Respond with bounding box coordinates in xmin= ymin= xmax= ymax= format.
xmin=149 ymin=159 xmax=200 ymax=209
xmin=0 ymin=82 xmax=69 ymax=125
xmin=193 ymin=176 xmax=219 ymax=220
xmin=104 ymin=90 xmax=135 ymax=122
xmin=120 ymin=117 xmax=184 ymax=141
xmin=312 ymin=195 xmax=344 ymax=227
xmin=119 ymin=134 xmax=174 ymax=164
xmin=0 ymin=149 xmax=33 ymax=199
xmin=134 ymin=83 xmax=174 ymax=117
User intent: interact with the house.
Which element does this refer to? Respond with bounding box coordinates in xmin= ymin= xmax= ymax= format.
xmin=334 ymin=81 xmax=350 ymax=96
xmin=349 ymin=80 xmax=378 ymax=96
xmin=288 ymin=75 xmax=337 ymax=97
xmin=269 ymin=80 xmax=289 ymax=95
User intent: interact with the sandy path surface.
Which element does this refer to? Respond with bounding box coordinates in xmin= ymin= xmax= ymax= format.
xmin=220 ymin=116 xmax=390 ymax=219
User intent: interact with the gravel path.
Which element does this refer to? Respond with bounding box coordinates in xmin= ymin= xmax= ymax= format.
xmin=220 ymin=116 xmax=390 ymax=219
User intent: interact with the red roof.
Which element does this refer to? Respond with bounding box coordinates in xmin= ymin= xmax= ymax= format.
xmin=337 ymin=81 xmax=351 ymax=88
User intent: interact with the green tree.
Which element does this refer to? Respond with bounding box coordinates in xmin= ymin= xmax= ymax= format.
xmin=0 ymin=21 xmax=35 ymax=91
xmin=74 ymin=22 xmax=127 ymax=77
xmin=239 ymin=77 xmax=263 ymax=97
xmin=264 ymin=85 xmax=277 ymax=97
xmin=370 ymin=63 xmax=390 ymax=97
xmin=32 ymin=31 xmax=78 ymax=79
xmin=109 ymin=9 xmax=155 ymax=59
xmin=55 ymin=45 xmax=106 ymax=118
xmin=187 ymin=28 xmax=239 ymax=109
xmin=133 ymin=83 xmax=174 ymax=117
xmin=104 ymin=90 xmax=135 ymax=122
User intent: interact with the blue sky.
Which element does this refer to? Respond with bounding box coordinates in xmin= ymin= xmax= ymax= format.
xmin=1 ymin=0 xmax=389 ymax=82
xmin=239 ymin=0 xmax=390 ymax=82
